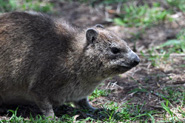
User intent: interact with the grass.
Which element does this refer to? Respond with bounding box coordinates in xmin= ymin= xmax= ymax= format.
xmin=1 ymin=83 xmax=184 ymax=122
xmin=0 ymin=0 xmax=54 ymax=13
xmin=114 ymin=2 xmax=172 ymax=27
xmin=89 ymin=85 xmax=111 ymax=101
xmin=113 ymin=0 xmax=185 ymax=27
xmin=157 ymin=29 xmax=185 ymax=54
xmin=141 ymin=28 xmax=185 ymax=67
xmin=166 ymin=0 xmax=185 ymax=12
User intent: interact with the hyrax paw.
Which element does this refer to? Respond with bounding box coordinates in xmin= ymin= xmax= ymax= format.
xmin=93 ymin=108 xmax=106 ymax=114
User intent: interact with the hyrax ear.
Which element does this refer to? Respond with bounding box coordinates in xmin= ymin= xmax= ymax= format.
xmin=95 ymin=24 xmax=104 ymax=29
xmin=86 ymin=28 xmax=98 ymax=45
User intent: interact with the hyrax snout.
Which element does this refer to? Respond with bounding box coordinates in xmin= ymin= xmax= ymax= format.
xmin=0 ymin=12 xmax=139 ymax=117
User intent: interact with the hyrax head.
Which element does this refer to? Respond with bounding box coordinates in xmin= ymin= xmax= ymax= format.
xmin=84 ymin=24 xmax=140 ymax=77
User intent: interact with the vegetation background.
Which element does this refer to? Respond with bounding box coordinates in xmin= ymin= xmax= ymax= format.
xmin=0 ymin=0 xmax=185 ymax=122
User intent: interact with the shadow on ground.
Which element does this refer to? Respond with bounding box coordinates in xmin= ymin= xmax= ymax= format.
xmin=0 ymin=104 xmax=121 ymax=121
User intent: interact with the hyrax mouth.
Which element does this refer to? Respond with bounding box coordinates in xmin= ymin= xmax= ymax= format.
xmin=125 ymin=50 xmax=140 ymax=68
xmin=114 ymin=51 xmax=140 ymax=73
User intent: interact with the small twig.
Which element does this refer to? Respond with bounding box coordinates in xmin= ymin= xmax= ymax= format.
xmin=150 ymin=91 xmax=168 ymax=100
xmin=73 ymin=115 xmax=80 ymax=123
xmin=116 ymin=2 xmax=122 ymax=14
xmin=148 ymin=105 xmax=164 ymax=110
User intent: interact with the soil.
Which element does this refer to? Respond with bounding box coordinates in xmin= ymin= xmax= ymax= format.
xmin=0 ymin=0 xmax=185 ymax=121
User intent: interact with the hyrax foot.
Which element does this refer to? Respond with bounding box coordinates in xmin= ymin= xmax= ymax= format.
xmin=39 ymin=105 xmax=55 ymax=118
xmin=34 ymin=96 xmax=55 ymax=118
xmin=74 ymin=97 xmax=97 ymax=112
xmin=74 ymin=98 xmax=108 ymax=119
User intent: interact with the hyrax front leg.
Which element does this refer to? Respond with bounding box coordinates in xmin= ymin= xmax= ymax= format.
xmin=74 ymin=97 xmax=97 ymax=111
xmin=0 ymin=96 xmax=2 ymax=106
xmin=33 ymin=96 xmax=55 ymax=118
xmin=0 ymin=96 xmax=6 ymax=114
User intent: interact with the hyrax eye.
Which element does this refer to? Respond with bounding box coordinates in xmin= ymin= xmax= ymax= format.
xmin=111 ymin=47 xmax=120 ymax=54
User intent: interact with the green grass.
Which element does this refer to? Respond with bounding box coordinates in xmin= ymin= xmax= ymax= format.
xmin=0 ymin=0 xmax=54 ymax=13
xmin=114 ymin=2 xmax=172 ymax=27
xmin=157 ymin=29 xmax=185 ymax=54
xmin=162 ymin=86 xmax=185 ymax=104
xmin=112 ymin=0 xmax=185 ymax=27
xmin=141 ymin=29 xmax=185 ymax=67
xmin=166 ymin=0 xmax=185 ymax=12
xmin=89 ymin=85 xmax=111 ymax=101
xmin=1 ymin=84 xmax=184 ymax=122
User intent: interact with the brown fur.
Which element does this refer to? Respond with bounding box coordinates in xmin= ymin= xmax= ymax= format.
xmin=0 ymin=12 xmax=140 ymax=117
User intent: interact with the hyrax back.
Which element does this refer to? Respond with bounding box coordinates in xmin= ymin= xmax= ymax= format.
xmin=0 ymin=12 xmax=139 ymax=117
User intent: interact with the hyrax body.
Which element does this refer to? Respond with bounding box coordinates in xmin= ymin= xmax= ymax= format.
xmin=0 ymin=12 xmax=139 ymax=117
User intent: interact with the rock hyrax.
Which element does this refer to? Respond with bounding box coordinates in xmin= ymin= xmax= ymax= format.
xmin=0 ymin=12 xmax=140 ymax=117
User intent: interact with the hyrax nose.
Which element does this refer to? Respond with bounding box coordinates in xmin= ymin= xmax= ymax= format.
xmin=132 ymin=55 xmax=140 ymax=66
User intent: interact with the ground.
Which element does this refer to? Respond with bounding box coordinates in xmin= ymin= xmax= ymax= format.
xmin=0 ymin=0 xmax=185 ymax=122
